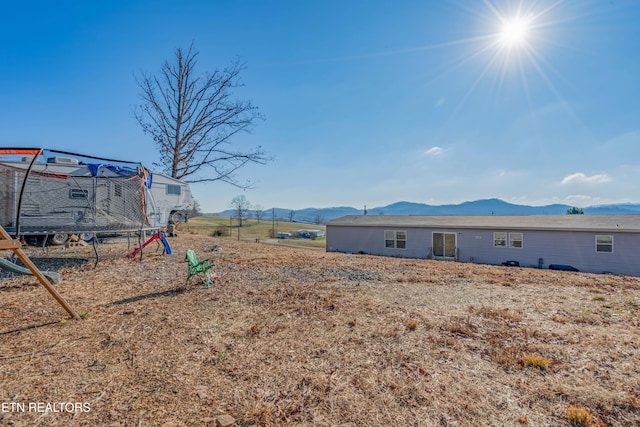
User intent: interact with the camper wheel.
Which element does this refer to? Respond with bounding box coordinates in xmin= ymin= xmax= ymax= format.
xmin=79 ymin=232 xmax=95 ymax=242
xmin=50 ymin=233 xmax=69 ymax=245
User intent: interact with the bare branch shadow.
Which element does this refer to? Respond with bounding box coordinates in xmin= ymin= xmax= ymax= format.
xmin=1 ymin=257 xmax=89 ymax=280
xmin=0 ymin=321 xmax=60 ymax=336
xmin=23 ymin=257 xmax=90 ymax=270
xmin=0 ymin=282 xmax=40 ymax=292
xmin=110 ymin=288 xmax=187 ymax=306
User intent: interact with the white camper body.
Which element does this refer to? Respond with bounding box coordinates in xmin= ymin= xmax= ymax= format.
xmin=0 ymin=150 xmax=193 ymax=241
xmin=145 ymin=172 xmax=194 ymax=228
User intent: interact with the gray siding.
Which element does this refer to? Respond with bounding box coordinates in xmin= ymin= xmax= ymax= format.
xmin=327 ymin=226 xmax=430 ymax=259
xmin=326 ymin=225 xmax=640 ymax=276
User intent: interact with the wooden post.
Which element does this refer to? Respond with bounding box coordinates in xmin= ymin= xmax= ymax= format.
xmin=0 ymin=226 xmax=80 ymax=320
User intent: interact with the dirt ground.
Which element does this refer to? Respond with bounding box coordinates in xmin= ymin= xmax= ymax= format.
xmin=1 ymin=232 xmax=639 ymax=426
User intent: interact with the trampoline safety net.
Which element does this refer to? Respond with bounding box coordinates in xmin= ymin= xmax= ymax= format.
xmin=0 ymin=148 xmax=152 ymax=236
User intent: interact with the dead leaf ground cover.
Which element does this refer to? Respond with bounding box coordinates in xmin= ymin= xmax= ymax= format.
xmin=1 ymin=232 xmax=639 ymax=426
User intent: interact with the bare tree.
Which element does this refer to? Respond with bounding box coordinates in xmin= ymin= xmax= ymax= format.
xmin=230 ymin=195 xmax=252 ymax=227
xmin=135 ymin=43 xmax=268 ymax=186
xmin=186 ymin=199 xmax=202 ymax=219
xmin=288 ymin=210 xmax=296 ymax=222
xmin=253 ymin=205 xmax=265 ymax=223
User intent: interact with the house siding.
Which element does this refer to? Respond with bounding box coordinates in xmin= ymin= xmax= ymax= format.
xmin=455 ymin=229 xmax=640 ymax=275
xmin=326 ymin=223 xmax=640 ymax=276
xmin=326 ymin=226 xmax=430 ymax=258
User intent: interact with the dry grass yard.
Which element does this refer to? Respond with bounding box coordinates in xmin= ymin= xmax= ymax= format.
xmin=1 ymin=232 xmax=639 ymax=426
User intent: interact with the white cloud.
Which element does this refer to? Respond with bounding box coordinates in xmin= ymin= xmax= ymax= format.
xmin=561 ymin=172 xmax=612 ymax=185
xmin=424 ymin=146 xmax=443 ymax=156
xmin=435 ymin=97 xmax=446 ymax=107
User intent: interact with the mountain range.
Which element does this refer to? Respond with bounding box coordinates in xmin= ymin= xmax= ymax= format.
xmin=209 ymin=198 xmax=640 ymax=224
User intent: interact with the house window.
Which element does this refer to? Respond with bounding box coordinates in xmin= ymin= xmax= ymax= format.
xmin=595 ymin=235 xmax=613 ymax=253
xmin=509 ymin=232 xmax=523 ymax=248
xmin=166 ymin=184 xmax=181 ymax=195
xmin=396 ymin=231 xmax=406 ymax=249
xmin=69 ymin=189 xmax=88 ymax=199
xmin=385 ymin=230 xmax=407 ymax=249
xmin=495 ymin=232 xmax=523 ymax=248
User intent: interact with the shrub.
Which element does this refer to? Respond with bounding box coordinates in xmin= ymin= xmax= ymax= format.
xmin=522 ymin=354 xmax=552 ymax=370
xmin=211 ymin=227 xmax=228 ymax=237
xmin=405 ymin=320 xmax=418 ymax=331
xmin=566 ymin=405 xmax=603 ymax=426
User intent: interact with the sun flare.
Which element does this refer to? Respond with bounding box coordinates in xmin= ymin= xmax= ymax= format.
xmin=374 ymin=0 xmax=574 ymax=116
xmin=499 ymin=17 xmax=530 ymax=46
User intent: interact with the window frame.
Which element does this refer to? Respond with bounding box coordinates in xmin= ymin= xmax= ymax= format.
xmin=166 ymin=184 xmax=182 ymax=195
xmin=595 ymin=235 xmax=613 ymax=253
xmin=69 ymin=188 xmax=89 ymax=199
xmin=494 ymin=231 xmax=523 ymax=249
xmin=384 ymin=230 xmax=407 ymax=250
xmin=493 ymin=232 xmax=507 ymax=247
xmin=509 ymin=232 xmax=523 ymax=249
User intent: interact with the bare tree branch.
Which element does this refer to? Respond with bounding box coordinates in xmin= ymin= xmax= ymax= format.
xmin=230 ymin=194 xmax=252 ymax=227
xmin=134 ymin=43 xmax=268 ymax=186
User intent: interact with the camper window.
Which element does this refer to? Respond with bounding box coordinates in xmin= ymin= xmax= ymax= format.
xmin=166 ymin=184 xmax=181 ymax=195
xmin=69 ymin=189 xmax=89 ymax=199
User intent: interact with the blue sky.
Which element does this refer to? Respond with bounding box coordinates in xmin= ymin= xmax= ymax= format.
xmin=1 ymin=0 xmax=639 ymax=213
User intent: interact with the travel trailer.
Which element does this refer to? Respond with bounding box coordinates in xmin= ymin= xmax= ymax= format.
xmin=0 ymin=148 xmax=193 ymax=244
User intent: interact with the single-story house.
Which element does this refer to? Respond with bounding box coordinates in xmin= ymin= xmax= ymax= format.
xmin=325 ymin=214 xmax=640 ymax=276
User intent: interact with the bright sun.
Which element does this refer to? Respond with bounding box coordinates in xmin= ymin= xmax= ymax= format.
xmin=499 ymin=17 xmax=530 ymax=46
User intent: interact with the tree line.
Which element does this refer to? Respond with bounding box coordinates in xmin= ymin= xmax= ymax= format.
xmin=230 ymin=195 xmax=324 ymax=225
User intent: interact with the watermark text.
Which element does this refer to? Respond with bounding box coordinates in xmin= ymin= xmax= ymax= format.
xmin=1 ymin=401 xmax=91 ymax=413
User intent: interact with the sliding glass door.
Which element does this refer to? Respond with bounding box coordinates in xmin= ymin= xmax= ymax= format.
xmin=433 ymin=232 xmax=456 ymax=258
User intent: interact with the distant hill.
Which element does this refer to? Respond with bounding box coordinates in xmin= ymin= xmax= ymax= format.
xmin=207 ymin=198 xmax=640 ymax=224
xmin=584 ymin=203 xmax=640 ymax=214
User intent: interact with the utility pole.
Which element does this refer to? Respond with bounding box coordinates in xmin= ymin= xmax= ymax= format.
xmin=272 ymin=208 xmax=275 ymax=238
